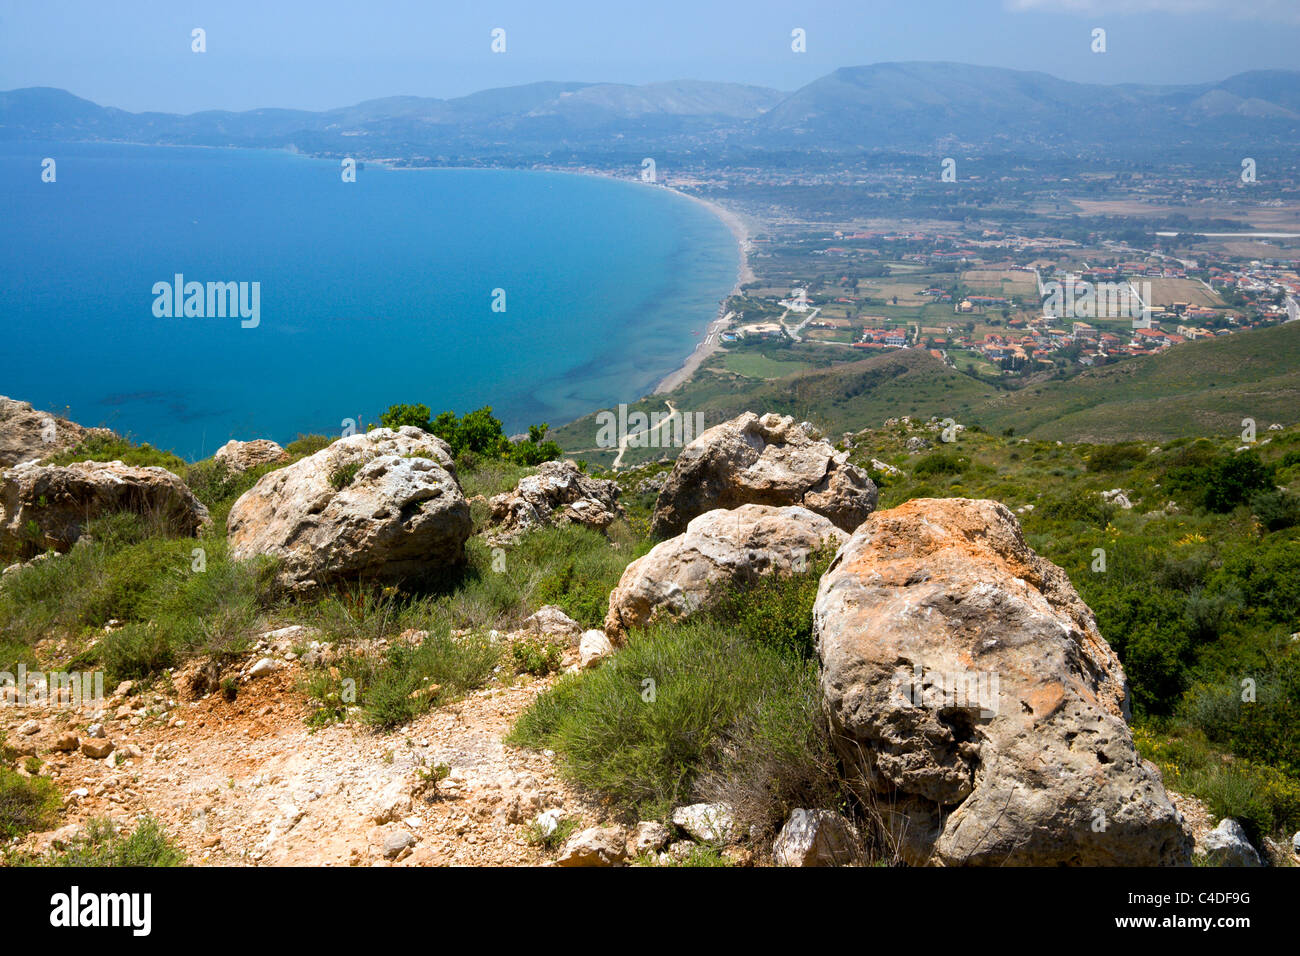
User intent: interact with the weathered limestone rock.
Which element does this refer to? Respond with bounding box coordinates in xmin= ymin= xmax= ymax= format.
xmin=0 ymin=395 xmax=109 ymax=468
xmin=814 ymin=497 xmax=1191 ymax=866
xmin=651 ymin=413 xmax=876 ymax=538
xmin=578 ymin=629 xmax=614 ymax=669
xmin=213 ymin=439 xmax=289 ymax=473
xmin=626 ymin=821 xmax=671 ymax=857
xmin=1198 ymin=818 xmax=1262 ymax=867
xmin=0 ymin=460 xmax=210 ymax=558
xmin=605 ymin=504 xmax=847 ymax=640
xmin=772 ymin=809 xmax=859 ymax=867
xmin=556 ymin=826 xmax=628 ymax=867
xmin=518 ymin=605 xmax=583 ymax=645
xmin=227 ymin=426 xmax=470 ymax=593
xmin=488 ymin=459 xmax=622 ymax=541
xmin=671 ymin=803 xmax=737 ymax=844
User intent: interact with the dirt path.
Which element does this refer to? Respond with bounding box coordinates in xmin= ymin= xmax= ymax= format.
xmin=612 ymin=400 xmax=679 ymax=470
xmin=3 ymin=655 xmax=598 ymax=866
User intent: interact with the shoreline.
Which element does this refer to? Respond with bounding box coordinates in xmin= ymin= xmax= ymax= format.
xmin=651 ymin=187 xmax=756 ymax=394
xmin=361 ymin=158 xmax=755 ymax=399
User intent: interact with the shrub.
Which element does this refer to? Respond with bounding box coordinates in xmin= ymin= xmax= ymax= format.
xmin=284 ymin=434 xmax=333 ymax=458
xmin=913 ymin=452 xmax=965 ymax=477
xmin=0 ymin=767 xmax=60 ymax=839
xmin=1251 ymin=489 xmax=1300 ymax=532
xmin=329 ymin=461 xmax=363 ymax=490
xmin=1166 ymin=450 xmax=1275 ymax=513
xmin=1086 ymin=443 xmax=1147 ymax=472
xmin=509 ymin=615 xmax=835 ymax=822
xmin=304 ymin=630 xmax=501 ymax=730
xmin=35 ymin=815 xmax=185 ymax=867
xmin=1037 ymin=489 xmax=1117 ymax=528
xmin=511 ymin=637 xmax=563 ymax=676
xmin=707 ymin=548 xmax=834 ymax=660
xmin=1087 ymin=587 xmax=1192 ymax=715
xmin=380 ymin=403 xmax=433 ymax=431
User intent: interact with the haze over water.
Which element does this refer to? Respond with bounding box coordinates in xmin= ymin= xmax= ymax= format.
xmin=0 ymin=141 xmax=737 ymax=459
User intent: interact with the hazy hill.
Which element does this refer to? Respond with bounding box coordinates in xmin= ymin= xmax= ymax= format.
xmin=6 ymin=63 xmax=1299 ymax=156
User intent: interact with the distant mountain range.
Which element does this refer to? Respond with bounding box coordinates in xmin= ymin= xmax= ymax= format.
xmin=4 ymin=62 xmax=1300 ymax=159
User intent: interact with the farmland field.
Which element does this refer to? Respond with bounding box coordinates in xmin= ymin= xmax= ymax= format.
xmin=962 ymin=269 xmax=1038 ymax=297
xmin=1136 ymin=276 xmax=1225 ymax=308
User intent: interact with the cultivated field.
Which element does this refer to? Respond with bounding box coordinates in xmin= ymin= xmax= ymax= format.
xmin=962 ymin=269 xmax=1038 ymax=297
xmin=1136 ymin=277 xmax=1224 ymax=308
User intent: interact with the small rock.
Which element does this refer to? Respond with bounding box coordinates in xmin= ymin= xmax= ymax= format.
xmin=50 ymin=732 xmax=79 ymax=752
xmin=369 ymin=782 xmax=412 ymax=824
xmin=534 ymin=809 xmax=563 ymax=838
xmin=80 ymin=738 xmax=114 ymax=759
xmin=17 ymin=719 xmax=39 ymax=736
xmin=1199 ymin=818 xmax=1262 ymax=867
xmin=772 ymin=809 xmax=859 ymax=867
xmin=383 ymin=829 xmax=416 ymax=859
xmin=671 ymin=803 xmax=736 ymax=843
xmin=556 ymin=826 xmax=628 ymax=867
xmin=578 ymin=629 xmax=613 ymax=669
xmin=627 ymin=821 xmax=671 ymax=857
xmin=247 ymin=657 xmax=277 ymax=678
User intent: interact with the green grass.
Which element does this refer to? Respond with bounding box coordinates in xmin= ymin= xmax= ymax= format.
xmin=975 ymin=321 xmax=1300 ymax=442
xmin=43 ymin=433 xmax=186 ymax=472
xmin=721 ymin=353 xmax=814 ymax=380
xmin=302 ymin=627 xmax=502 ymax=730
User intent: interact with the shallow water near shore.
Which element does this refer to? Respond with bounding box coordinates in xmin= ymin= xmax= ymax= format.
xmin=0 ymin=142 xmax=737 ymax=459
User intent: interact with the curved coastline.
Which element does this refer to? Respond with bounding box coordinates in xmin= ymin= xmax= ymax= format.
xmin=367 ymin=160 xmax=753 ymax=406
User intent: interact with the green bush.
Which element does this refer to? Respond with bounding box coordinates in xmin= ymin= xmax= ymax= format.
xmin=0 ymin=767 xmax=60 ymax=839
xmin=913 ymin=452 xmax=966 ymax=477
xmin=511 ymin=637 xmax=563 ymax=676
xmin=509 ymin=614 xmax=834 ymax=823
xmin=1086 ymin=443 xmax=1147 ymax=472
xmin=284 ymin=434 xmax=333 ymax=458
xmin=380 ymin=403 xmax=433 ymax=431
xmin=1087 ymin=586 xmax=1192 ymax=715
xmin=1037 ymin=489 xmax=1117 ymax=528
xmin=1166 ymin=449 xmax=1276 ymax=513
xmin=304 ymin=630 xmax=501 ymax=730
xmin=328 ymin=461 xmax=363 ymax=490
xmin=33 ymin=815 xmax=185 ymax=867
xmin=1251 ymin=489 xmax=1300 ymax=532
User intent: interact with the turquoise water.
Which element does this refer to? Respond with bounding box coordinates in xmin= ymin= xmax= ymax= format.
xmin=0 ymin=142 xmax=737 ymax=459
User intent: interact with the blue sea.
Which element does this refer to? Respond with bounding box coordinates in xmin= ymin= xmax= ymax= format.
xmin=0 ymin=141 xmax=737 ymax=459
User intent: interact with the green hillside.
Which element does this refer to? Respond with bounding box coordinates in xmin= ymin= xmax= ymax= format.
xmin=972 ymin=322 xmax=1300 ymax=442
xmin=556 ymin=324 xmax=1299 ymax=469
xmin=554 ymin=348 xmax=997 ymax=469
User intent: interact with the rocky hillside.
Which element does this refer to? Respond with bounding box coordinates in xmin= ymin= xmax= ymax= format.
xmin=1 ymin=398 xmax=1296 ymax=867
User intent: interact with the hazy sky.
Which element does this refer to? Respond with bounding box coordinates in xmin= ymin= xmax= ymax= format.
xmin=2 ymin=0 xmax=1298 ymax=113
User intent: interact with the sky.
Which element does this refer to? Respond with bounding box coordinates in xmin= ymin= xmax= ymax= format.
xmin=2 ymin=0 xmax=1298 ymax=113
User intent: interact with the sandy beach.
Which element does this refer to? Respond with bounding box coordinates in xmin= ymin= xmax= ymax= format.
xmin=652 ymin=189 xmax=756 ymax=393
